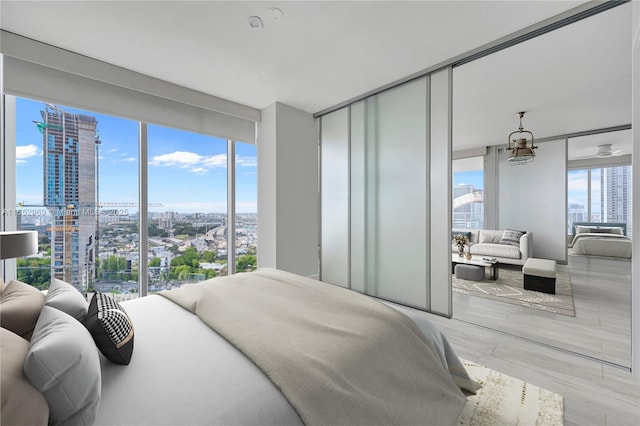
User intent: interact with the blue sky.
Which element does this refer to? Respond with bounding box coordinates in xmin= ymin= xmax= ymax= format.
xmin=15 ymin=98 xmax=257 ymax=213
xmin=453 ymin=167 xmax=601 ymax=218
xmin=453 ymin=170 xmax=483 ymax=190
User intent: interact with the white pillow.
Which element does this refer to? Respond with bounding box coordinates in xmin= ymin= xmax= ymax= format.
xmin=23 ymin=306 xmax=101 ymax=425
xmin=575 ymin=225 xmax=590 ymax=235
xmin=45 ymin=278 xmax=89 ymax=322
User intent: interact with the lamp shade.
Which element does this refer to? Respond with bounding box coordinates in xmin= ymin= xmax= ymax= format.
xmin=0 ymin=231 xmax=39 ymax=260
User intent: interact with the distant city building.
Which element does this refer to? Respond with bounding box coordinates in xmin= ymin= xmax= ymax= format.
xmin=601 ymin=166 xmax=631 ymax=231
xmin=40 ymin=105 xmax=99 ymax=292
xmin=452 ymin=184 xmax=484 ymax=229
xmin=158 ymin=210 xmax=176 ymax=230
xmin=568 ymin=203 xmax=586 ymax=233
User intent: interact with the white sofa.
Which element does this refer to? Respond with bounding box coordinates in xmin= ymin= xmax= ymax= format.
xmin=452 ymin=229 xmax=532 ymax=266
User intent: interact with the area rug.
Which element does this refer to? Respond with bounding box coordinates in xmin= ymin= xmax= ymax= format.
xmin=458 ymin=359 xmax=564 ymax=426
xmin=452 ymin=268 xmax=575 ymax=316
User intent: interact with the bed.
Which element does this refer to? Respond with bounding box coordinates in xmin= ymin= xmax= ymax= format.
xmin=1 ymin=268 xmax=480 ymax=426
xmin=569 ymin=222 xmax=632 ymax=259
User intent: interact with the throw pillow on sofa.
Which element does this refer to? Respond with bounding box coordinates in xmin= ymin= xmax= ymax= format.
xmin=500 ymin=228 xmax=525 ymax=247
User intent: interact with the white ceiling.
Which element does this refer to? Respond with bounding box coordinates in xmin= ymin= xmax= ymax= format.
xmin=0 ymin=0 xmax=632 ymax=156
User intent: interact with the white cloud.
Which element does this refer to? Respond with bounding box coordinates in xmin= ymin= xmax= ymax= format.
xmin=150 ymin=150 xmax=227 ymax=173
xmin=236 ymin=156 xmax=257 ymax=167
xmin=202 ymin=154 xmax=227 ymax=168
xmin=123 ymin=157 xmax=137 ymax=162
xmin=150 ymin=151 xmax=204 ymax=167
xmin=16 ymin=145 xmax=40 ymax=163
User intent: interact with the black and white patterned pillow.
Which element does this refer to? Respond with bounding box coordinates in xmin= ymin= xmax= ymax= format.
xmin=84 ymin=293 xmax=134 ymax=365
xmin=500 ymin=228 xmax=525 ymax=247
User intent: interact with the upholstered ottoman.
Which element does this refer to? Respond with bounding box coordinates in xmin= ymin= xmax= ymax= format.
xmin=523 ymin=258 xmax=556 ymax=294
xmin=455 ymin=264 xmax=484 ymax=281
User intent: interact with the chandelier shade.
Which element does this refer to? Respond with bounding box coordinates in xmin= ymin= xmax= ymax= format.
xmin=507 ymin=112 xmax=537 ymax=165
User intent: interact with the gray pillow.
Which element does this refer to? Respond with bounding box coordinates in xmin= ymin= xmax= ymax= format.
xmin=23 ymin=306 xmax=101 ymax=425
xmin=45 ymin=277 xmax=89 ymax=322
xmin=500 ymin=228 xmax=525 ymax=247
xmin=0 ymin=279 xmax=46 ymax=339
xmin=1 ymin=328 xmax=49 ymax=426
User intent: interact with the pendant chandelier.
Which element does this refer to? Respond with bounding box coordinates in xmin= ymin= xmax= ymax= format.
xmin=507 ymin=111 xmax=537 ymax=165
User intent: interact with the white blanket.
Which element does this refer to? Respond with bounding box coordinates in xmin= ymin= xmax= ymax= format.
xmin=570 ymin=233 xmax=632 ymax=258
xmin=160 ymin=268 xmax=474 ymax=426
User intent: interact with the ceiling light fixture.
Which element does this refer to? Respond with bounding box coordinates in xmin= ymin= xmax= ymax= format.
xmin=507 ymin=111 xmax=537 ymax=165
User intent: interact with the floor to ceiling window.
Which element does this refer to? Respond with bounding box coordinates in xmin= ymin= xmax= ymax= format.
xmin=234 ymin=142 xmax=257 ymax=273
xmin=452 ymin=156 xmax=484 ymax=229
xmin=14 ymin=98 xmax=139 ymax=296
xmin=568 ymin=165 xmax=633 ymax=238
xmin=147 ymin=124 xmax=228 ymax=289
xmin=7 ymin=96 xmax=257 ymax=299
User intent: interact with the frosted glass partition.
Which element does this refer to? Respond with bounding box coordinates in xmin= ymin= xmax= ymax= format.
xmin=498 ymin=139 xmax=567 ymax=262
xmin=363 ymin=78 xmax=429 ymax=308
xmin=320 ymin=108 xmax=350 ymax=287
xmin=350 ymin=101 xmax=366 ymax=293
xmin=430 ymin=68 xmax=452 ymax=316
xmin=320 ymin=74 xmax=453 ymax=314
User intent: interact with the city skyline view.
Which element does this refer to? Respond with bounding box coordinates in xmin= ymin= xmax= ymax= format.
xmin=12 ymin=97 xmax=258 ymax=295
xmin=15 ymin=97 xmax=258 ymax=214
xmin=453 ymin=160 xmax=632 ymax=236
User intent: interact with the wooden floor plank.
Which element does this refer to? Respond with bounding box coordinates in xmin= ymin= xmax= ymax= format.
xmin=395 ymin=254 xmax=638 ymax=425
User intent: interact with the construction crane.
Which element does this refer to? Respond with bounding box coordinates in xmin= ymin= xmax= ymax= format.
xmin=32 ymin=121 xmax=63 ymax=134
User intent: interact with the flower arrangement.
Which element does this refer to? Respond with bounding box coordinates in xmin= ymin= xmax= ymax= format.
xmin=452 ymin=233 xmax=469 ymax=256
xmin=452 ymin=233 xmax=469 ymax=247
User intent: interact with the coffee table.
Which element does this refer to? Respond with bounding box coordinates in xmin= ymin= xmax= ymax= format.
xmin=451 ymin=254 xmax=499 ymax=280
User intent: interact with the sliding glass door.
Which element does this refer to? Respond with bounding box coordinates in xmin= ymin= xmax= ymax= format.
xmin=320 ymin=74 xmax=453 ymax=314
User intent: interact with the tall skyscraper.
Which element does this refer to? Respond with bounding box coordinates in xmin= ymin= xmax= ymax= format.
xmin=600 ymin=166 xmax=632 ymax=232
xmin=40 ymin=105 xmax=98 ymax=292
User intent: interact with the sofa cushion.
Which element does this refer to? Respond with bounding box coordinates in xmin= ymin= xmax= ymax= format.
xmin=470 ymin=243 xmax=521 ymax=259
xmin=500 ymin=228 xmax=525 ymax=247
xmin=478 ymin=230 xmax=503 ymax=244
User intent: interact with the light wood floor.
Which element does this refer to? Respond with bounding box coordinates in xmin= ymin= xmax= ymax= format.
xmin=408 ymin=256 xmax=639 ymax=425
xmin=453 ymin=255 xmax=632 ymax=367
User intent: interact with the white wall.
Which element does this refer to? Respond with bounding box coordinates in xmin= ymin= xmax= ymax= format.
xmin=257 ymin=102 xmax=319 ymax=278
xmin=631 ymin=0 xmax=640 ymax=380
xmin=498 ymin=140 xmax=567 ymax=262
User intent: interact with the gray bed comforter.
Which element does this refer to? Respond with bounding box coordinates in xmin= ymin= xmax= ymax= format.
xmin=96 ymin=268 xmax=478 ymax=425
xmin=160 ymin=268 xmax=474 ymax=425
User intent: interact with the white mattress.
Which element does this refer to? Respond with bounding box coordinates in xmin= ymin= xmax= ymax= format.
xmin=95 ymin=295 xmax=302 ymax=425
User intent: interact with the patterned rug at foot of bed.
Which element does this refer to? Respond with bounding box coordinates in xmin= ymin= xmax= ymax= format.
xmin=457 ymin=360 xmax=564 ymax=426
